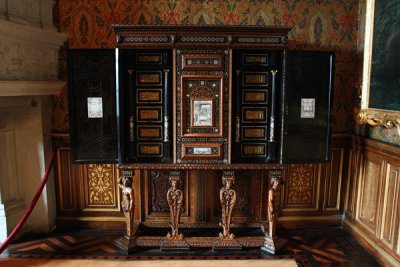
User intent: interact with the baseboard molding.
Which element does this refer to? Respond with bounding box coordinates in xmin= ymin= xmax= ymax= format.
xmin=343 ymin=219 xmax=400 ymax=267
xmin=278 ymin=215 xmax=343 ymax=229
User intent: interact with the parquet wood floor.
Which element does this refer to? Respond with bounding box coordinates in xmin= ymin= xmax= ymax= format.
xmin=1 ymin=228 xmax=379 ymax=267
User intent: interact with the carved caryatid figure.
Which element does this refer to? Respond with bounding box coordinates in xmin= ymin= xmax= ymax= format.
xmin=219 ymin=172 xmax=236 ymax=239
xmin=166 ymin=172 xmax=184 ymax=239
xmin=268 ymin=177 xmax=280 ymax=238
xmin=120 ymin=175 xmax=134 ymax=238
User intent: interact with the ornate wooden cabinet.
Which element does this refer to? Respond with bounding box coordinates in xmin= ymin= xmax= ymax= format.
xmin=67 ymin=25 xmax=334 ymax=254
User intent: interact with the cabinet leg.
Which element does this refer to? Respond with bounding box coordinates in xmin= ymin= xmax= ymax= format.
xmin=166 ymin=171 xmax=184 ymax=239
xmin=261 ymin=171 xmax=287 ymax=254
xmin=219 ymin=171 xmax=236 ymax=239
xmin=114 ymin=170 xmax=138 ymax=254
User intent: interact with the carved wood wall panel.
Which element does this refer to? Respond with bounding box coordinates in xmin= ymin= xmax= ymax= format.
xmin=357 ymin=155 xmax=382 ymax=234
xmin=344 ymin=136 xmax=400 ymax=265
xmin=380 ymin=164 xmax=399 ymax=250
xmin=82 ymin=164 xmax=120 ymax=211
xmin=323 ymin=147 xmax=345 ymax=211
xmin=345 ymin=146 xmax=361 ymax=218
xmin=55 ymin=146 xmax=79 ymax=212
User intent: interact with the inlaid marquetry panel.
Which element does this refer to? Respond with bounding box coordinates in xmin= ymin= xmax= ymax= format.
xmin=357 ymin=155 xmax=382 ymax=234
xmin=283 ymin=164 xmax=319 ymax=211
xmin=82 ymin=164 xmax=120 ymax=211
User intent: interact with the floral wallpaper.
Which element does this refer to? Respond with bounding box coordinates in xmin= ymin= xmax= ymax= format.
xmin=53 ymin=0 xmax=359 ymax=134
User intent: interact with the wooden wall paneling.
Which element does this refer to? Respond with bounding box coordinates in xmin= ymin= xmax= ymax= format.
xmin=282 ymin=163 xmax=321 ymax=214
xmin=356 ymin=153 xmax=384 ymax=236
xmin=323 ymin=147 xmax=344 ymax=212
xmin=55 ymin=146 xmax=79 ymax=212
xmin=81 ymin=164 xmax=120 ymax=212
xmin=343 ymin=136 xmax=400 ymax=266
xmin=380 ymin=163 xmax=400 ymax=251
xmin=345 ymin=140 xmax=361 ymax=218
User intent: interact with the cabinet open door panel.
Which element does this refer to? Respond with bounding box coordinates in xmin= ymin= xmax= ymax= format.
xmin=281 ymin=50 xmax=334 ymax=163
xmin=67 ymin=49 xmax=119 ymax=163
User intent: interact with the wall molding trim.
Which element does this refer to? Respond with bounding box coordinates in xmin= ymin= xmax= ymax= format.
xmin=344 ymin=219 xmax=399 ymax=267
xmin=0 ymin=19 xmax=66 ymax=49
xmin=0 ymin=81 xmax=64 ymax=97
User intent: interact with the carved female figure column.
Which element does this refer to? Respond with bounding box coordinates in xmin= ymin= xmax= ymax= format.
xmin=166 ymin=171 xmax=184 ymax=239
xmin=219 ymin=171 xmax=236 ymax=239
xmin=261 ymin=171 xmax=287 ymax=254
xmin=114 ymin=170 xmax=138 ymax=254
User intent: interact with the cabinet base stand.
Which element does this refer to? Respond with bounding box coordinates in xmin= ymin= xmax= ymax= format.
xmin=160 ymin=239 xmax=190 ymax=251
xmin=212 ymin=239 xmax=242 ymax=252
xmin=114 ymin=236 xmax=138 ymax=255
xmin=261 ymin=236 xmax=287 ymax=254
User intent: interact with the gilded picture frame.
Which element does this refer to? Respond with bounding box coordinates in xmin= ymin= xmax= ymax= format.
xmin=357 ymin=0 xmax=400 ymax=133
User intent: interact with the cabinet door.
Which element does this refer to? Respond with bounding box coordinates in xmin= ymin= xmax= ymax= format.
xmin=68 ymin=49 xmax=119 ymax=163
xmin=118 ymin=50 xmax=172 ymax=163
xmin=281 ymin=50 xmax=334 ymax=163
xmin=232 ymin=51 xmax=282 ymax=163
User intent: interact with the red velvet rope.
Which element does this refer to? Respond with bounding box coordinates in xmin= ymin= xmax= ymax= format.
xmin=0 ymin=147 xmax=57 ymax=255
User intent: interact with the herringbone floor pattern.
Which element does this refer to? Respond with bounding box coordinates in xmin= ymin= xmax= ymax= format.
xmin=1 ymin=228 xmax=379 ymax=267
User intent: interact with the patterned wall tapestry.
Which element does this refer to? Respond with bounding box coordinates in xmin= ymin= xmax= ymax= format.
xmin=53 ymin=0 xmax=359 ymax=133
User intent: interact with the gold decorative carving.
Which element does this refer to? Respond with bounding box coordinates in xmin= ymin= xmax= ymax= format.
xmin=356 ymin=109 xmax=400 ymax=135
xmin=219 ymin=171 xmax=236 ymax=239
xmin=88 ymin=164 xmax=115 ymax=205
xmin=287 ymin=164 xmax=314 ymax=205
xmin=166 ymin=171 xmax=184 ymax=239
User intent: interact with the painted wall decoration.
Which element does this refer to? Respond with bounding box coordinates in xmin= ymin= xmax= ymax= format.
xmin=53 ymin=0 xmax=359 ymax=134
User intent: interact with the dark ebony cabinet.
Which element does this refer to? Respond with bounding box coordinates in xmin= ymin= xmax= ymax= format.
xmin=67 ymin=26 xmax=334 ymax=165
